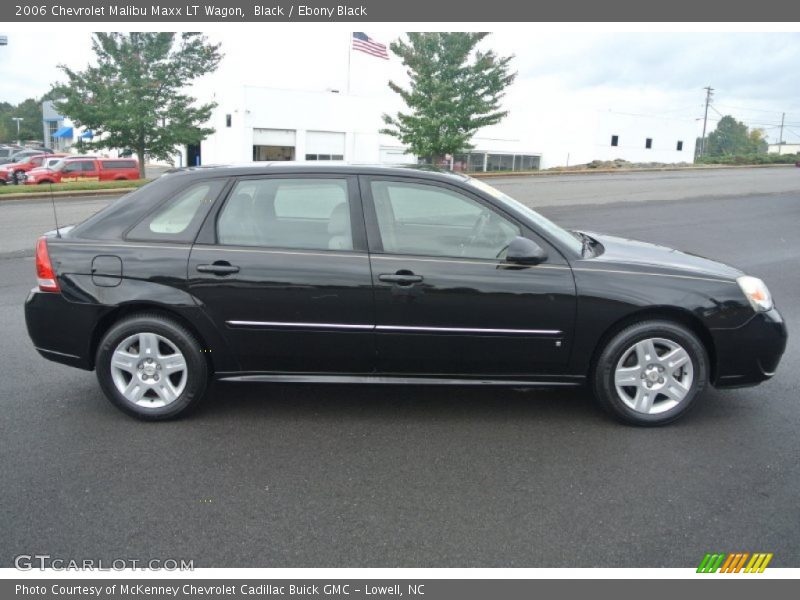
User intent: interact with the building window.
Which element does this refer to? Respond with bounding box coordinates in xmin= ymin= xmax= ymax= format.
xmin=611 ymin=135 xmax=619 ymax=147
xmin=225 ymin=114 xmax=232 ymax=127
xmin=305 ymin=154 xmax=344 ymax=161
xmin=486 ymin=154 xmax=515 ymax=171
xmin=645 ymin=138 xmax=653 ymax=149
xmin=253 ymin=145 xmax=295 ymax=161
xmin=676 ymin=141 xmax=683 ymax=151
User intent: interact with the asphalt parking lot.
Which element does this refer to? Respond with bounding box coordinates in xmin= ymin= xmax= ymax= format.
xmin=1 ymin=169 xmax=799 ymax=567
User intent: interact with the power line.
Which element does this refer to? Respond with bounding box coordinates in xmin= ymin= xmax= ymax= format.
xmin=713 ymin=103 xmax=789 ymax=115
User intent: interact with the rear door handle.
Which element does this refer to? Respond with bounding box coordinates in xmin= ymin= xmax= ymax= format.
xmin=378 ymin=271 xmax=423 ymax=285
xmin=197 ymin=262 xmax=240 ymax=275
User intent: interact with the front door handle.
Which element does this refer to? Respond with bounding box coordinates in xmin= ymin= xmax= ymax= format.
xmin=197 ymin=261 xmax=240 ymax=275
xmin=378 ymin=271 xmax=424 ymax=286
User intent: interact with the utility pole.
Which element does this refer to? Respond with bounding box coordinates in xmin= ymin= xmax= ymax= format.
xmin=12 ymin=117 xmax=23 ymax=145
xmin=700 ymin=86 xmax=714 ymax=157
xmin=778 ymin=112 xmax=785 ymax=154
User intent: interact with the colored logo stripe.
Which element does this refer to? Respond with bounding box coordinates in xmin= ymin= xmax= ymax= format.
xmin=745 ymin=553 xmax=773 ymax=573
xmin=697 ymin=552 xmax=773 ymax=573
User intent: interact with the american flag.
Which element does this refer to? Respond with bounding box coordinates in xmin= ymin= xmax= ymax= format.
xmin=352 ymin=32 xmax=389 ymax=60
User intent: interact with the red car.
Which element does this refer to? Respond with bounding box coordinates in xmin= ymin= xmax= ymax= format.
xmin=0 ymin=153 xmax=67 ymax=184
xmin=23 ymin=157 xmax=140 ymax=185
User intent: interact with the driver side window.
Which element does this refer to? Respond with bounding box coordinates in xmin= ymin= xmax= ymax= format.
xmin=370 ymin=180 xmax=520 ymax=260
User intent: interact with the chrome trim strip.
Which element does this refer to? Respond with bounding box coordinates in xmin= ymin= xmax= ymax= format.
xmin=226 ymin=320 xmax=562 ymax=335
xmin=227 ymin=320 xmax=373 ymax=330
xmin=371 ymin=254 xmax=571 ymax=270
xmin=49 ymin=241 xmax=190 ymax=251
xmin=193 ymin=245 xmax=367 ymax=259
xmin=217 ymin=373 xmax=583 ymax=386
xmin=571 ymin=267 xmax=736 ymax=284
xmin=376 ymin=325 xmax=562 ymax=335
xmin=35 ymin=346 xmax=82 ymax=360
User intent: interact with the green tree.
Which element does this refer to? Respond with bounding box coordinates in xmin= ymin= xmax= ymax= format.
xmin=706 ymin=115 xmax=757 ymax=156
xmin=52 ymin=32 xmax=222 ymax=177
xmin=748 ymin=127 xmax=768 ymax=154
xmin=0 ymin=97 xmax=48 ymax=143
xmin=381 ymin=32 xmax=516 ymax=163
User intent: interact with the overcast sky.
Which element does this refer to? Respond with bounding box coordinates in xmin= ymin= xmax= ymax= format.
xmin=1 ymin=30 xmax=799 ymax=142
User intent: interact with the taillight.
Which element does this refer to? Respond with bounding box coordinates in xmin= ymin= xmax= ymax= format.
xmin=35 ymin=237 xmax=60 ymax=292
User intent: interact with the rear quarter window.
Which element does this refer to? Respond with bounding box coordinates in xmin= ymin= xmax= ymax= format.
xmin=101 ymin=160 xmax=138 ymax=170
xmin=126 ymin=180 xmax=226 ymax=242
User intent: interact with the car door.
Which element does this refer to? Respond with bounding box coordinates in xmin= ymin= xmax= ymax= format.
xmin=187 ymin=174 xmax=375 ymax=374
xmin=60 ymin=161 xmax=83 ymax=182
xmin=361 ymin=176 xmax=577 ymax=378
xmin=79 ymin=160 xmax=100 ymax=181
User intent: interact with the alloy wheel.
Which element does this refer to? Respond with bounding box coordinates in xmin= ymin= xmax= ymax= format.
xmin=109 ymin=332 xmax=188 ymax=408
xmin=613 ymin=337 xmax=694 ymax=415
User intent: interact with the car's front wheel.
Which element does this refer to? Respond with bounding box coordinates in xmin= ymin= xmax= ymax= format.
xmin=592 ymin=319 xmax=708 ymax=426
xmin=96 ymin=314 xmax=208 ymax=420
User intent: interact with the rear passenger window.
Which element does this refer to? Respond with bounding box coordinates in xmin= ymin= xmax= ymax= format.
xmin=217 ymin=178 xmax=352 ymax=251
xmin=127 ymin=180 xmax=225 ymax=242
xmin=101 ymin=160 xmax=137 ymax=169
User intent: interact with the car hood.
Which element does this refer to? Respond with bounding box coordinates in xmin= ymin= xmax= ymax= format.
xmin=580 ymin=231 xmax=743 ymax=281
xmin=27 ymin=167 xmax=53 ymax=175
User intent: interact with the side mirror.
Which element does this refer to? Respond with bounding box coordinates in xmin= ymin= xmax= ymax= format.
xmin=506 ymin=236 xmax=548 ymax=265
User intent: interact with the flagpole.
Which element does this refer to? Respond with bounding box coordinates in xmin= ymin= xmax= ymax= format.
xmin=346 ymin=32 xmax=352 ymax=95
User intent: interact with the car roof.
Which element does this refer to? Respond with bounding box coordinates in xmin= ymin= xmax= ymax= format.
xmin=161 ymin=163 xmax=472 ymax=184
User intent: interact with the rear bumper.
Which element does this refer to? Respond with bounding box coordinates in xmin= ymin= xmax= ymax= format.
xmin=711 ymin=308 xmax=788 ymax=388
xmin=25 ymin=288 xmax=104 ymax=371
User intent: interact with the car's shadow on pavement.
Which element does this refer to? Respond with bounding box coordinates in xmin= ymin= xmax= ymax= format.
xmin=187 ymin=380 xmax=751 ymax=429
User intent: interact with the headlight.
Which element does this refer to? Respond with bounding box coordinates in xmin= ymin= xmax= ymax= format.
xmin=737 ymin=275 xmax=773 ymax=312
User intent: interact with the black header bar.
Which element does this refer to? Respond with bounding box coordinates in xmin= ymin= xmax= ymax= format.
xmin=3 ymin=0 xmax=800 ymax=22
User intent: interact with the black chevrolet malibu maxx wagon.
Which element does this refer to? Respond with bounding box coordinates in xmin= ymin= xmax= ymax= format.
xmin=25 ymin=165 xmax=787 ymax=425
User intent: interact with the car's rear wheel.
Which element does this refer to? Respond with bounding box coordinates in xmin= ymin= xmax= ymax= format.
xmin=96 ymin=314 xmax=208 ymax=420
xmin=592 ymin=319 xmax=707 ymax=426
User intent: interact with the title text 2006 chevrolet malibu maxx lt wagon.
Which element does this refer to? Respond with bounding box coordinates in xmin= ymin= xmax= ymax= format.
xmin=25 ymin=165 xmax=787 ymax=425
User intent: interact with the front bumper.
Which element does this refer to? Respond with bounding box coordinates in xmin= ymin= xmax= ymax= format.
xmin=711 ymin=308 xmax=788 ymax=388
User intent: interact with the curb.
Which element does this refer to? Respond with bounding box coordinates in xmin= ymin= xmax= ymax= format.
xmin=0 ymin=187 xmax=135 ymax=202
xmin=471 ymin=163 xmax=798 ymax=178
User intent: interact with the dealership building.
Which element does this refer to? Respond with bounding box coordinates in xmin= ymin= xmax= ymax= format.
xmin=42 ymin=86 xmax=698 ymax=171
xmin=198 ymin=86 xmax=543 ymax=171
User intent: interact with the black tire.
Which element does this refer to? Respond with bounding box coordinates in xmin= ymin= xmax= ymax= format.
xmin=95 ymin=313 xmax=208 ymax=420
xmin=13 ymin=170 xmax=24 ymax=185
xmin=592 ymin=319 xmax=708 ymax=426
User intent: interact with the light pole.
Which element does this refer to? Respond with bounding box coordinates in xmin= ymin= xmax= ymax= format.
xmin=12 ymin=117 xmax=23 ymax=145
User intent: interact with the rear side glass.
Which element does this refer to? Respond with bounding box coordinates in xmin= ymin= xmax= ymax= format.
xmin=127 ymin=180 xmax=225 ymax=242
xmin=101 ymin=160 xmax=137 ymax=169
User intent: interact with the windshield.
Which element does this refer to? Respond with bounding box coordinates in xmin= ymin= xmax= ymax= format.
xmin=49 ymin=159 xmax=67 ymax=171
xmin=465 ymin=177 xmax=583 ymax=255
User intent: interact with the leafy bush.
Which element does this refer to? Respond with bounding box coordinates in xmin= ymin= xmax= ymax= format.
xmin=696 ymin=153 xmax=800 ymax=165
